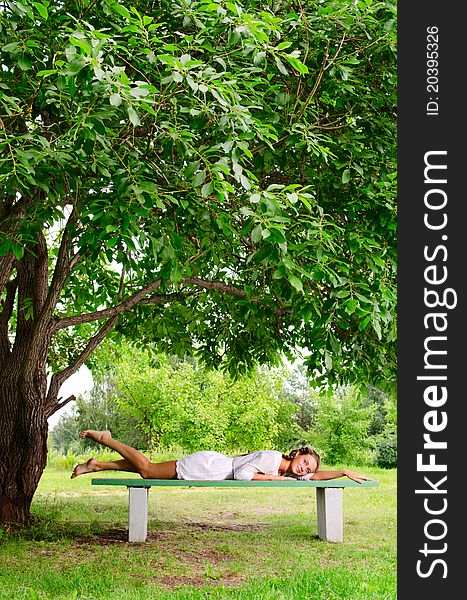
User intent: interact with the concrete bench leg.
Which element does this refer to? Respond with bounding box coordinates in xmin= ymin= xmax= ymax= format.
xmin=316 ymin=487 xmax=344 ymax=542
xmin=128 ymin=487 xmax=149 ymax=542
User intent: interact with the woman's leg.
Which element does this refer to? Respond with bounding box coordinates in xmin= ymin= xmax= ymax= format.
xmin=72 ymin=430 xmax=177 ymax=479
xmin=71 ymin=458 xmax=138 ymax=479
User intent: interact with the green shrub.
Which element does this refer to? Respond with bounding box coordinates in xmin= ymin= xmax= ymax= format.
xmin=374 ymin=436 xmax=397 ymax=468
xmin=311 ymin=387 xmax=376 ymax=466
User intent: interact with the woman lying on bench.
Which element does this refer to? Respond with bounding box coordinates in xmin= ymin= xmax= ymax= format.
xmin=71 ymin=430 xmax=371 ymax=483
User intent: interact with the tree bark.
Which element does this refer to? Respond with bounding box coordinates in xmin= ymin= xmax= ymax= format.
xmin=0 ymin=231 xmax=50 ymax=524
xmin=0 ymin=364 xmax=48 ymax=524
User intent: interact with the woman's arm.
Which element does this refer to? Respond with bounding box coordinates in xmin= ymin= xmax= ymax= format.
xmin=311 ymin=470 xmax=372 ymax=483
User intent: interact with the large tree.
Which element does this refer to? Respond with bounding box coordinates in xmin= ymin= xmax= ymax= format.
xmin=0 ymin=0 xmax=396 ymax=523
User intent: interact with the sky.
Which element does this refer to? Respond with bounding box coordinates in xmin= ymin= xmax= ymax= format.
xmin=47 ymin=365 xmax=94 ymax=430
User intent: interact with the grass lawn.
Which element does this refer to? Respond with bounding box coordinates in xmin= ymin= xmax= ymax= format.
xmin=0 ymin=463 xmax=396 ymax=599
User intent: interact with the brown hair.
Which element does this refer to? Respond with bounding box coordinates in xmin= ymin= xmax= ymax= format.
xmin=282 ymin=447 xmax=321 ymax=472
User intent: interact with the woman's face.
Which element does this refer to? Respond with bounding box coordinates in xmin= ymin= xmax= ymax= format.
xmin=290 ymin=453 xmax=318 ymax=477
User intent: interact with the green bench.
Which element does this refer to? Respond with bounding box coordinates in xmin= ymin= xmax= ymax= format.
xmin=91 ymin=478 xmax=379 ymax=543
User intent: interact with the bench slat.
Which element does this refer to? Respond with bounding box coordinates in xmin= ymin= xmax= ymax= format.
xmin=91 ymin=478 xmax=378 ymax=488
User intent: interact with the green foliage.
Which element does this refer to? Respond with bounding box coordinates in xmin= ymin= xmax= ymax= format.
xmin=362 ymin=385 xmax=392 ymax=436
xmin=1 ymin=0 xmax=397 ymax=390
xmin=48 ymin=410 xmax=80 ymax=454
xmin=281 ymin=362 xmax=318 ymax=431
xmin=374 ymin=435 xmax=397 ymax=469
xmin=221 ymin=371 xmax=294 ymax=451
xmin=372 ymin=392 xmax=397 ymax=468
xmin=101 ymin=344 xmax=297 ymax=453
xmin=311 ymin=387 xmax=376 ymax=466
xmin=46 ymin=447 xmax=118 ymax=471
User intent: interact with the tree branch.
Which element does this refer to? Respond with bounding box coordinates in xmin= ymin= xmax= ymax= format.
xmin=40 ymin=206 xmax=82 ymax=322
xmin=45 ymin=282 xmax=190 ymax=414
xmin=53 ymin=275 xmax=259 ymax=333
xmin=46 ymin=315 xmax=119 ymax=414
xmin=45 ymin=273 xmax=291 ymax=413
xmin=294 ymin=45 xmax=329 ymax=124
xmin=53 ymin=278 xmax=163 ymax=331
xmin=33 ymin=230 xmax=49 ymax=313
xmin=330 ymin=34 xmax=390 ymax=67
xmin=324 ymin=33 xmax=346 ymax=71
xmin=14 ymin=232 xmax=47 ymax=330
xmin=46 ymin=394 xmax=76 ymax=419
xmin=139 ymin=293 xmax=181 ymax=305
xmin=182 ymin=277 xmax=252 ymax=299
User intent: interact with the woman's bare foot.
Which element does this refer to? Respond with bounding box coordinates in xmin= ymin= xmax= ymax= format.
xmin=79 ymin=429 xmax=112 ymax=444
xmin=70 ymin=457 xmax=99 ymax=479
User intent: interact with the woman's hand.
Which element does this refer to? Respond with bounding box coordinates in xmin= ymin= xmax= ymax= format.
xmin=344 ymin=470 xmax=372 ymax=483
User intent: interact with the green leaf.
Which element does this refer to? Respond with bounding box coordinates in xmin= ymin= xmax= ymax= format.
xmin=345 ymin=299 xmax=359 ymax=314
xmin=12 ymin=244 xmax=24 ymax=260
xmin=283 ymin=55 xmax=309 ymax=74
xmin=2 ymin=42 xmax=20 ymax=53
xmin=201 ymin=182 xmax=213 ymax=197
xmin=253 ymin=52 xmax=266 ymax=65
xmin=32 ymin=2 xmax=48 ymax=19
xmin=210 ymin=88 xmax=228 ymax=106
xmin=37 ymin=69 xmax=57 ymax=77
xmin=354 ymin=163 xmax=364 ymax=176
xmin=372 ymin=318 xmax=382 ymax=340
xmin=127 ymin=106 xmax=140 ymax=126
xmin=112 ymin=3 xmax=131 ymax=19
xmin=302 ymin=305 xmax=314 ymax=323
xmin=193 ymin=170 xmax=206 ymax=186
xmin=170 ymin=262 xmax=183 ymax=284
xmin=251 ymin=225 xmax=262 ymax=244
xmin=358 ymin=315 xmax=371 ymax=330
xmin=288 ymin=274 xmax=303 ymax=292
xmin=275 ymin=56 xmax=289 ymax=75
xmin=355 ymin=292 xmax=371 ymax=304
xmin=329 ymin=333 xmax=341 ymax=354
xmin=342 ymin=169 xmax=351 ymax=184
xmin=0 ymin=238 xmax=12 ymax=256
xmin=17 ymin=55 xmax=33 ymax=71
xmin=110 ymin=93 xmax=122 ymax=106
xmin=69 ymin=37 xmax=92 ymax=55
xmin=240 ymin=174 xmax=251 ymax=190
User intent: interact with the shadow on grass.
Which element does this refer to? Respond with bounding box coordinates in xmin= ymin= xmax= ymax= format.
xmin=5 ymin=507 xmax=320 ymax=548
xmin=3 ymin=507 xmax=106 ymax=542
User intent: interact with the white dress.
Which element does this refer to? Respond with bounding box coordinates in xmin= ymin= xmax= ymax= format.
xmin=175 ymin=450 xmax=283 ymax=481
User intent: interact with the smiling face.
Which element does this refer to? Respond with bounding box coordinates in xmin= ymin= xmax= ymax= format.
xmin=289 ymin=452 xmax=319 ymax=477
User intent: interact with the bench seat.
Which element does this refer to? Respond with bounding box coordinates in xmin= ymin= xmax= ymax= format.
xmin=91 ymin=478 xmax=379 ymax=543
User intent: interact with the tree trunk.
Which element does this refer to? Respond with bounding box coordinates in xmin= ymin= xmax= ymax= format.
xmin=0 ymin=366 xmax=48 ymax=524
